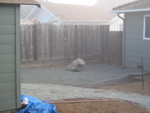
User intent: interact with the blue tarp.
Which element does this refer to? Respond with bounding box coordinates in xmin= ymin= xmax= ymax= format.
xmin=17 ymin=95 xmax=58 ymax=113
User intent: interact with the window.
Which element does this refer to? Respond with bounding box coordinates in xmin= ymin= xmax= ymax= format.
xmin=143 ymin=15 xmax=150 ymax=40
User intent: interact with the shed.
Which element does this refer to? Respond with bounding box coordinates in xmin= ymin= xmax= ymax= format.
xmin=0 ymin=0 xmax=39 ymax=112
xmin=113 ymin=0 xmax=150 ymax=72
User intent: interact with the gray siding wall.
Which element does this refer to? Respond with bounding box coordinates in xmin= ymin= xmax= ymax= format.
xmin=0 ymin=5 xmax=20 ymax=112
xmin=125 ymin=12 xmax=150 ymax=71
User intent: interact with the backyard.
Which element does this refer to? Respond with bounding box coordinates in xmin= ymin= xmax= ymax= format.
xmin=1 ymin=0 xmax=150 ymax=112
xmin=20 ymin=23 xmax=149 ymax=113
xmin=21 ymin=62 xmax=150 ymax=113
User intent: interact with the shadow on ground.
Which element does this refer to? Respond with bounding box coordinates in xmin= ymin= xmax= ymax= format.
xmin=77 ymin=75 xmax=142 ymax=88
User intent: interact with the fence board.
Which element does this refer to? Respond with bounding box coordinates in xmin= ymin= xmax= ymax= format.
xmin=21 ymin=24 xmax=122 ymax=66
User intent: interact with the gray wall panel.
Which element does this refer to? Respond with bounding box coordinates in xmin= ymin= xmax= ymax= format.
xmin=125 ymin=12 xmax=150 ymax=71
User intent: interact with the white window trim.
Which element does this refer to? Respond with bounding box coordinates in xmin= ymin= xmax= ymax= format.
xmin=143 ymin=15 xmax=150 ymax=40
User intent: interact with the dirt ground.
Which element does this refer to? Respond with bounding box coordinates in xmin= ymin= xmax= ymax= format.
xmin=54 ymin=99 xmax=149 ymax=113
xmin=21 ymin=64 xmax=150 ymax=113
xmin=53 ymin=75 xmax=150 ymax=113
xmin=99 ymin=75 xmax=150 ymax=96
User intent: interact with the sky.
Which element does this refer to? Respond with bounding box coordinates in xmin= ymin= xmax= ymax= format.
xmin=46 ymin=0 xmax=98 ymax=6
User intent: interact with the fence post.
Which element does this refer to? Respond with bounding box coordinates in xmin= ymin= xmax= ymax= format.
xmin=21 ymin=24 xmax=122 ymax=66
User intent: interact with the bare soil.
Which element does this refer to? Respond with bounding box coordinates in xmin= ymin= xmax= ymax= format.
xmin=99 ymin=75 xmax=150 ymax=96
xmin=54 ymin=99 xmax=149 ymax=113
xmin=54 ymin=75 xmax=150 ymax=113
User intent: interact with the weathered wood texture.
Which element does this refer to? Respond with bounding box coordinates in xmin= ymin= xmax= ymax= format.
xmin=21 ymin=24 xmax=122 ymax=66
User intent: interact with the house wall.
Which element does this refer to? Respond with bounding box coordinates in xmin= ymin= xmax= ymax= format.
xmin=0 ymin=5 xmax=20 ymax=112
xmin=124 ymin=11 xmax=150 ymax=71
xmin=20 ymin=5 xmax=35 ymax=19
xmin=27 ymin=6 xmax=61 ymax=24
xmin=110 ymin=16 xmax=123 ymax=31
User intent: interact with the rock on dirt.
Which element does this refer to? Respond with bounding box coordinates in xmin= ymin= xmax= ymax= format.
xmin=66 ymin=58 xmax=85 ymax=72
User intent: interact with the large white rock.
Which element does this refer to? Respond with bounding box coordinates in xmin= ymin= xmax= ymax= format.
xmin=66 ymin=58 xmax=85 ymax=72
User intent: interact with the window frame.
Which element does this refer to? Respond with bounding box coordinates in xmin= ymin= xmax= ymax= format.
xmin=143 ymin=15 xmax=150 ymax=40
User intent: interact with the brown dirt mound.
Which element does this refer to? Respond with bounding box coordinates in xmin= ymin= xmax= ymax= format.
xmin=99 ymin=75 xmax=150 ymax=96
xmin=54 ymin=99 xmax=149 ymax=113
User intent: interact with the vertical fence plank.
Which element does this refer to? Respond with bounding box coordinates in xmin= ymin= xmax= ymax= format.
xmin=20 ymin=24 xmax=122 ymax=67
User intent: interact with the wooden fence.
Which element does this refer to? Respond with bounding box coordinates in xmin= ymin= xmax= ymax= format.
xmin=21 ymin=24 xmax=122 ymax=66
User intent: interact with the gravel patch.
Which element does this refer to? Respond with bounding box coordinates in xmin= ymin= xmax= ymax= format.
xmin=21 ymin=63 xmax=150 ymax=112
xmin=21 ymin=83 xmax=150 ymax=112
xmin=21 ymin=63 xmax=140 ymax=87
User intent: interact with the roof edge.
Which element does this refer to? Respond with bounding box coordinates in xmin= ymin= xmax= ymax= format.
xmin=21 ymin=3 xmax=40 ymax=8
xmin=112 ymin=0 xmax=139 ymax=12
xmin=112 ymin=8 xmax=150 ymax=13
xmin=0 ymin=1 xmax=40 ymax=7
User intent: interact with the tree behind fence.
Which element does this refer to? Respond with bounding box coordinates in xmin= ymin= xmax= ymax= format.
xmin=21 ymin=24 xmax=122 ymax=66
